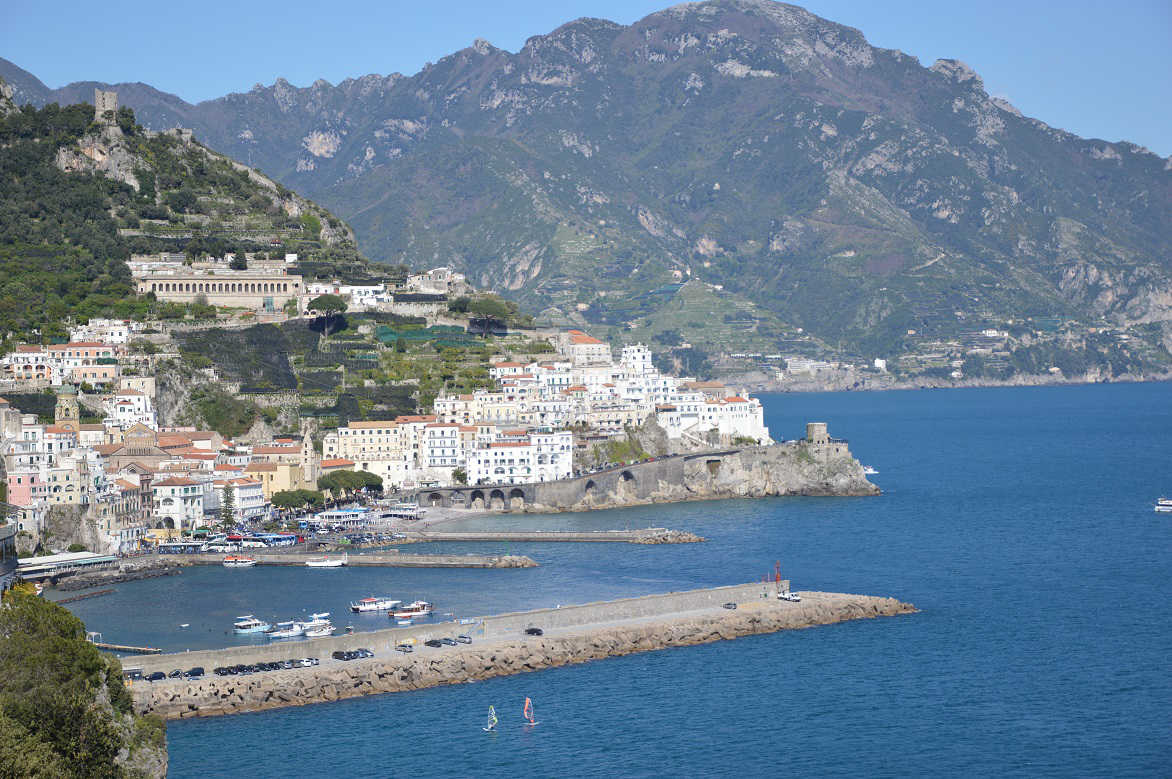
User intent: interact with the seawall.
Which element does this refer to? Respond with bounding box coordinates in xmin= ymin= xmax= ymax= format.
xmin=130 ymin=585 xmax=914 ymax=720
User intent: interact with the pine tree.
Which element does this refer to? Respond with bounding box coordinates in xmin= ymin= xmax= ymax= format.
xmin=219 ymin=486 xmax=236 ymax=530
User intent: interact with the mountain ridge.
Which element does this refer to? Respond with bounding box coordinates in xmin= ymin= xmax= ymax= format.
xmin=3 ymin=0 xmax=1170 ymax=372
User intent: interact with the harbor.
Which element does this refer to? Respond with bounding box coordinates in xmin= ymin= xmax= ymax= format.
xmin=128 ymin=584 xmax=915 ymax=719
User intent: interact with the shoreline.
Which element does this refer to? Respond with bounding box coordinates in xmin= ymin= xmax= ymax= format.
xmin=130 ymin=586 xmax=915 ymax=720
xmin=734 ymin=372 xmax=1172 ymax=395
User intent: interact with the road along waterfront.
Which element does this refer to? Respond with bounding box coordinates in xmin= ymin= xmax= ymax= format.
xmin=130 ymin=585 xmax=914 ymax=719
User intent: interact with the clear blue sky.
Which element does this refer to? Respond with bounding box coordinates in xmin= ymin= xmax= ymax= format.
xmin=4 ymin=0 xmax=1170 ymax=156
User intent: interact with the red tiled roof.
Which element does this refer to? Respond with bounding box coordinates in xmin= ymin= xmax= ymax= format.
xmin=153 ymin=477 xmax=197 ymax=487
xmin=320 ymin=458 xmax=355 ymax=468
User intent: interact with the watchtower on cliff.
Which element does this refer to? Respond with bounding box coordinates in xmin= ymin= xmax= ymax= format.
xmin=94 ymin=89 xmax=117 ymax=124
xmin=806 ymin=422 xmax=829 ymax=444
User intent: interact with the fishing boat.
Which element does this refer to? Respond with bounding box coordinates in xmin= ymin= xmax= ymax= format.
xmin=483 ymin=705 xmax=498 ymax=732
xmin=266 ymin=620 xmax=305 ymax=639
xmin=391 ymin=600 xmax=433 ymax=619
xmin=523 ymin=697 xmax=539 ymax=726
xmin=349 ymin=597 xmax=400 ymax=613
xmin=303 ymin=612 xmax=331 ymax=629
xmin=223 ymin=555 xmax=256 ymax=568
xmin=232 ymin=615 xmax=271 ymax=634
xmin=306 ymin=554 xmax=347 ymax=568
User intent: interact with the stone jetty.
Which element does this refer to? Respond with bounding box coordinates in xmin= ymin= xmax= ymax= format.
xmin=392 ymin=528 xmax=706 ymax=544
xmin=170 ymin=552 xmax=537 ymax=568
xmin=130 ymin=586 xmax=914 ymax=720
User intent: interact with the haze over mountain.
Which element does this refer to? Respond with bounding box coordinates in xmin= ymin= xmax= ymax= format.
xmin=4 ymin=0 xmax=1170 ymax=359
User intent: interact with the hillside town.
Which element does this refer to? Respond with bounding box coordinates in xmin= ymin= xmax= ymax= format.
xmin=0 ymin=299 xmax=769 ymax=556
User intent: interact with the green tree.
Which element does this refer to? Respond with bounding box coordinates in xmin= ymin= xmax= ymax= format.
xmin=307 ymin=294 xmax=347 ymax=337
xmin=229 ymin=254 xmax=248 ymax=271
xmin=219 ymin=486 xmax=236 ymax=529
xmin=452 ymin=467 xmax=468 ymax=485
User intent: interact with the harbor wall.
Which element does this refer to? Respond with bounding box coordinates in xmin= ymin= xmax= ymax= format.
xmin=130 ymin=588 xmax=915 ymax=720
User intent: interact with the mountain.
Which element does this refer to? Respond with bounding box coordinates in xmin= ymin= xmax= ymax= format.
xmin=0 ymin=82 xmax=375 ymax=345
xmin=5 ymin=0 xmax=1171 ymax=368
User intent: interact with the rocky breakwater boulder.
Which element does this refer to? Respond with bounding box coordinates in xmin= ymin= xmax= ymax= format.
xmin=631 ymin=529 xmax=706 ymax=544
xmin=133 ymin=591 xmax=913 ymax=720
xmin=489 ymin=555 xmax=538 ymax=568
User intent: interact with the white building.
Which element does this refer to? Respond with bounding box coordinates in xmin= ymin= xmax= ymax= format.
xmin=104 ymin=389 xmax=157 ymax=431
xmin=151 ymin=477 xmax=206 ymax=530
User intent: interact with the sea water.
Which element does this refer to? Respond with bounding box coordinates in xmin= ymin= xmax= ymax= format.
xmin=72 ymin=382 xmax=1171 ymax=776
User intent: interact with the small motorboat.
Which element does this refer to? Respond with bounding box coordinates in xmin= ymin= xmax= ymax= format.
xmin=304 ymin=623 xmax=335 ymax=638
xmin=233 ymin=615 xmax=271 ymax=633
xmin=862 ymin=465 xmax=879 ymax=475
xmin=223 ymin=555 xmax=256 ymax=568
xmin=306 ymin=554 xmax=347 ymax=568
xmin=266 ymin=620 xmax=305 ymax=639
xmin=1155 ymin=498 xmax=1172 ymax=513
xmin=391 ymin=600 xmax=433 ymax=619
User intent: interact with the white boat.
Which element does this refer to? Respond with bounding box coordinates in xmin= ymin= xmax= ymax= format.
xmin=266 ymin=620 xmax=305 ymax=639
xmin=233 ymin=615 xmax=271 ymax=634
xmin=223 ymin=555 xmax=256 ymax=568
xmin=391 ymin=600 xmax=433 ymax=619
xmin=303 ymin=612 xmax=331 ymax=628
xmin=862 ymin=465 xmax=879 ymax=475
xmin=1155 ymin=497 xmax=1172 ymax=512
xmin=306 ymin=554 xmax=347 ymax=568
xmin=778 ymin=591 xmax=802 ymax=602
xmin=350 ymin=597 xmax=400 ymax=613
xmin=304 ymin=623 xmax=335 ymax=638
xmin=483 ymin=705 xmax=498 ymax=732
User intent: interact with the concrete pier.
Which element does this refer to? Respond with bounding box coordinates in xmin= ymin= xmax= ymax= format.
xmin=170 ymin=552 xmax=537 ymax=568
xmin=129 ymin=584 xmax=915 ymax=720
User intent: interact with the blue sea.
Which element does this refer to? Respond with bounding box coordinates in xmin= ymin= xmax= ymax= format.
xmin=69 ymin=382 xmax=1172 ymax=776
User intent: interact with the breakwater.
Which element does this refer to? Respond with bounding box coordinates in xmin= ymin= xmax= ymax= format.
xmin=169 ymin=552 xmax=537 ymax=568
xmin=392 ymin=528 xmax=705 ymax=544
xmin=130 ymin=585 xmax=914 ymax=719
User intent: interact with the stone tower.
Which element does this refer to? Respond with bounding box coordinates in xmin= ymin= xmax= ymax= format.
xmin=94 ymin=89 xmax=117 ymax=124
xmin=55 ymin=384 xmax=81 ymax=432
xmin=805 ymin=422 xmax=829 ymax=444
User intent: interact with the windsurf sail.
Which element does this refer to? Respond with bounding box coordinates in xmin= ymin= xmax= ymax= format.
xmin=523 ymin=697 xmax=536 ymax=725
xmin=484 ymin=705 xmax=498 ymax=731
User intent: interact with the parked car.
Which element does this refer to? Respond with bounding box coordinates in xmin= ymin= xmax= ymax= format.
xmin=456 ymin=635 xmax=472 ymax=644
xmin=123 ymin=669 xmax=143 ymax=681
xmin=168 ymin=669 xmax=184 ymax=678
xmin=356 ymin=648 xmax=374 ymax=658
xmin=440 ymin=637 xmax=457 ymax=646
xmin=722 ymin=602 xmax=737 ymax=610
xmin=396 ymin=644 xmax=413 ymax=653
xmin=424 ymin=639 xmax=443 ymax=648
xmin=147 ymin=672 xmax=166 ymax=682
xmin=186 ymin=667 xmax=205 ymax=678
xmin=525 ymin=627 xmax=543 ymax=636
xmin=332 ymin=650 xmax=347 ymax=661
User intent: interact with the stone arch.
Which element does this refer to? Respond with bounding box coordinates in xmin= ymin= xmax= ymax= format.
xmin=427 ymin=492 xmax=443 ymax=507
xmin=584 ymin=479 xmax=596 ymax=497
xmin=489 ymin=489 xmax=506 ymax=510
xmin=508 ymin=487 xmax=526 ymax=511
xmin=620 ymin=470 xmax=636 ymax=484
xmin=470 ymin=490 xmax=485 ymax=510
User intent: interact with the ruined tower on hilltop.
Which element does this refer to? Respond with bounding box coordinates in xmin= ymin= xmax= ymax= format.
xmin=94 ymin=89 xmax=117 ymax=124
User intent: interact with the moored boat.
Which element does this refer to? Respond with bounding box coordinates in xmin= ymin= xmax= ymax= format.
xmin=391 ymin=600 xmax=433 ymax=619
xmin=265 ymin=620 xmax=305 ymax=639
xmin=232 ymin=615 xmax=271 ymax=633
xmin=350 ymin=596 xmax=400 ymax=613
xmin=304 ymin=623 xmax=335 ymax=637
xmin=223 ymin=555 xmax=256 ymax=568
xmin=306 ymin=554 xmax=347 ymax=568
xmin=862 ymin=465 xmax=879 ymax=475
